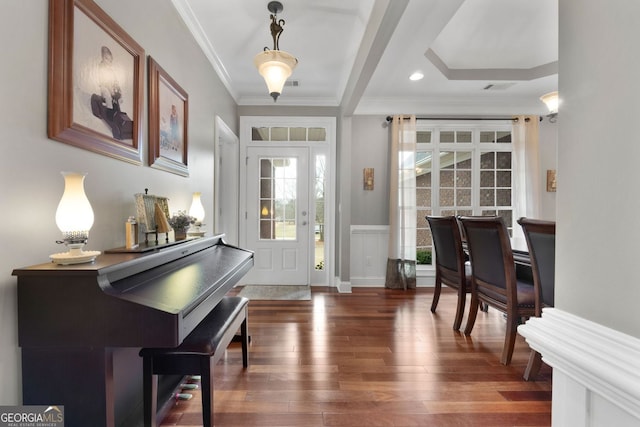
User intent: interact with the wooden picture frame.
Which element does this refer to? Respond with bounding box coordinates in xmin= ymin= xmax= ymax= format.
xmin=48 ymin=0 xmax=144 ymax=164
xmin=148 ymin=57 xmax=189 ymax=177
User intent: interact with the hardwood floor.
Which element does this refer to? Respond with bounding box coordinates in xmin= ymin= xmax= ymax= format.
xmin=160 ymin=287 xmax=552 ymax=426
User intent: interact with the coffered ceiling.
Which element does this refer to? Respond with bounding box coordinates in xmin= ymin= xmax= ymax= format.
xmin=171 ymin=0 xmax=557 ymax=116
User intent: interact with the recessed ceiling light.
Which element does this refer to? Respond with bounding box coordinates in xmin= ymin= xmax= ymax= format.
xmin=409 ymin=71 xmax=424 ymax=81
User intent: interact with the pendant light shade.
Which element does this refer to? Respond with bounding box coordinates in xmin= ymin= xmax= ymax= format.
xmin=254 ymin=50 xmax=297 ymax=101
xmin=254 ymin=1 xmax=298 ymax=101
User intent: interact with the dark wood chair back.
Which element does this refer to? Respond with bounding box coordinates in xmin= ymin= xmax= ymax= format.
xmin=517 ymin=217 xmax=556 ymax=380
xmin=426 ymin=215 xmax=471 ymax=330
xmin=459 ymin=216 xmax=515 ymax=306
xmin=458 ymin=215 xmax=536 ymax=365
xmin=517 ymin=218 xmax=556 ymax=313
xmin=427 ymin=216 xmax=466 ymax=279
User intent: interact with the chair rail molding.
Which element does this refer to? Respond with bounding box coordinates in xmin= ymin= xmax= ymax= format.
xmin=519 ymin=308 xmax=640 ymax=426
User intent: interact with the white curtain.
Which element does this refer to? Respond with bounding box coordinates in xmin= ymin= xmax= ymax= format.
xmin=385 ymin=115 xmax=417 ymax=290
xmin=512 ymin=115 xmax=541 ymax=248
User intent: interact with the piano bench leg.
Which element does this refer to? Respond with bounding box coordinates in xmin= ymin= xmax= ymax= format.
xmin=142 ymin=356 xmax=158 ymax=427
xmin=139 ymin=296 xmax=249 ymax=427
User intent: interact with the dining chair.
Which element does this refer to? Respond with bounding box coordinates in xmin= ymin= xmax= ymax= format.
xmin=458 ymin=216 xmax=536 ymax=365
xmin=517 ymin=217 xmax=556 ymax=380
xmin=426 ymin=216 xmax=472 ymax=330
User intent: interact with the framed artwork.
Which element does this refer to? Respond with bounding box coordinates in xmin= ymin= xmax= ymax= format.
xmin=48 ymin=0 xmax=144 ymax=164
xmin=148 ymin=57 xmax=189 ymax=177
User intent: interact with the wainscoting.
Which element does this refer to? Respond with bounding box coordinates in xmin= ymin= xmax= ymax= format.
xmin=350 ymin=226 xmax=388 ymax=286
xmin=349 ymin=225 xmax=435 ymax=287
xmin=519 ymin=308 xmax=640 ymax=426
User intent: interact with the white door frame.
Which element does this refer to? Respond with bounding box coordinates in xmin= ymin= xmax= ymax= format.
xmin=214 ymin=116 xmax=239 ymax=245
xmin=239 ymin=116 xmax=336 ymax=286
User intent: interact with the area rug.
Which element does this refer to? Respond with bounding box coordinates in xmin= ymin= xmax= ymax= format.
xmin=237 ymin=285 xmax=311 ymax=301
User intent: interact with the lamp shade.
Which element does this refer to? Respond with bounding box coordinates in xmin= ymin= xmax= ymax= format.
xmin=55 ymin=172 xmax=94 ymax=241
xmin=254 ymin=50 xmax=298 ymax=101
xmin=189 ymin=192 xmax=205 ymax=223
xmin=540 ymin=91 xmax=559 ymax=114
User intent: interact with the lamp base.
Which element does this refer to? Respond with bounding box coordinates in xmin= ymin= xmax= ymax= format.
xmin=50 ymin=248 xmax=101 ymax=265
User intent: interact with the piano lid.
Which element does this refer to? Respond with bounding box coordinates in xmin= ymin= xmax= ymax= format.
xmin=15 ymin=235 xmax=254 ymax=348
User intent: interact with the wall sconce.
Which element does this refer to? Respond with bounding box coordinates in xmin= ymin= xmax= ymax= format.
xmin=253 ymin=1 xmax=298 ymax=102
xmin=546 ymin=170 xmax=557 ymax=192
xmin=188 ymin=192 xmax=206 ymax=236
xmin=50 ymin=172 xmax=100 ymax=264
xmin=363 ymin=168 xmax=374 ymax=190
xmin=540 ymin=91 xmax=559 ymax=122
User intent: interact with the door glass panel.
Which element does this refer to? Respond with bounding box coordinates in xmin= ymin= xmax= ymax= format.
xmin=314 ymin=155 xmax=325 ymax=270
xmin=259 ymin=157 xmax=297 ymax=240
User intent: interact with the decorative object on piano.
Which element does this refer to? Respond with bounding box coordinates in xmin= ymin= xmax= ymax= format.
xmin=188 ymin=192 xmax=206 ymax=237
xmin=168 ymin=210 xmax=196 ymax=240
xmin=155 ymin=203 xmax=172 ymax=242
xmin=47 ymin=0 xmax=144 ymax=165
xmin=134 ymin=190 xmax=171 ymax=244
xmin=50 ymin=172 xmax=101 ymax=265
xmin=125 ymin=216 xmax=139 ymax=249
xmin=148 ymin=56 xmax=189 ymax=177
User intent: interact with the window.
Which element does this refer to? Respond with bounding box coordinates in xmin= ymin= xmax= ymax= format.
xmin=416 ymin=122 xmax=514 ymax=266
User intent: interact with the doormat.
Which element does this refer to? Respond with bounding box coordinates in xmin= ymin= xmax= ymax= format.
xmin=237 ymin=285 xmax=311 ymax=301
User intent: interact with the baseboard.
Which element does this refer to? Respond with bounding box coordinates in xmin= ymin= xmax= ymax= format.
xmin=336 ymin=280 xmax=352 ymax=293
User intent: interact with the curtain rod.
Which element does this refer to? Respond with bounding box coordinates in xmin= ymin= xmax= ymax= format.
xmin=385 ymin=116 xmax=531 ymax=122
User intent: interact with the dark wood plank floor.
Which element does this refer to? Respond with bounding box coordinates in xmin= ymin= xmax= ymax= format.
xmin=160 ymin=287 xmax=551 ymax=427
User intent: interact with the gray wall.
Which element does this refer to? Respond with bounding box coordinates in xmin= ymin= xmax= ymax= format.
xmin=350 ymin=116 xmax=391 ymax=225
xmin=348 ymin=116 xmax=558 ymax=226
xmin=0 ymin=0 xmax=237 ymax=404
xmin=538 ymin=119 xmax=558 ymax=221
xmin=556 ymin=0 xmax=640 ymax=336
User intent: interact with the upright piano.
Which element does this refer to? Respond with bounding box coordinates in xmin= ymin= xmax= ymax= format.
xmin=13 ymin=235 xmax=253 ymax=427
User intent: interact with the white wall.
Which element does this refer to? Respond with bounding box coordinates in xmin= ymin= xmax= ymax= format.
xmin=0 ymin=0 xmax=237 ymax=404
xmin=556 ymin=0 xmax=640 ymax=337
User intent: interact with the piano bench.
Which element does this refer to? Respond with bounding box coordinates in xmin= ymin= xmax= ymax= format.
xmin=139 ymin=296 xmax=249 ymax=427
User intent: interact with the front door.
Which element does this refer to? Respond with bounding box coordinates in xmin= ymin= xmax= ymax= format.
xmin=243 ymin=146 xmax=310 ymax=285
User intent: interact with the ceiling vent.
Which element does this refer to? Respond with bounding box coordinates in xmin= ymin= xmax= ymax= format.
xmin=284 ymin=80 xmax=300 ymax=87
xmin=483 ymin=83 xmax=515 ymax=90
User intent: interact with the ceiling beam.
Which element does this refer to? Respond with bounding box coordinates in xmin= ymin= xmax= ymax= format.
xmin=339 ymin=0 xmax=409 ymax=116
